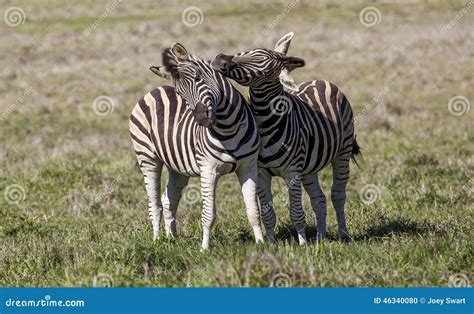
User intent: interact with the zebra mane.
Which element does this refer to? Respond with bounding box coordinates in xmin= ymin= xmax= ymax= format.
xmin=162 ymin=48 xmax=210 ymax=79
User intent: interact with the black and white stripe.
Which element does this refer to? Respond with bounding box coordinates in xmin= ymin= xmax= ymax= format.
xmin=212 ymin=33 xmax=361 ymax=243
xmin=130 ymin=43 xmax=263 ymax=250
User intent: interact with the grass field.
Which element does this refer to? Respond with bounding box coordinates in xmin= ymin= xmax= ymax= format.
xmin=1 ymin=0 xmax=472 ymax=287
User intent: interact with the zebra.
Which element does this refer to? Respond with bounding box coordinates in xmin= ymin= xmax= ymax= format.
xmin=129 ymin=43 xmax=264 ymax=250
xmin=211 ymin=32 xmax=361 ymax=244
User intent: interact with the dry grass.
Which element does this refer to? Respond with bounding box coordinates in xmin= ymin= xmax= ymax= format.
xmin=0 ymin=0 xmax=472 ymax=287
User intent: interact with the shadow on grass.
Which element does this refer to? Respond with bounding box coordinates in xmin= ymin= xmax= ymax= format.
xmin=272 ymin=216 xmax=445 ymax=244
xmin=351 ymin=217 xmax=445 ymax=242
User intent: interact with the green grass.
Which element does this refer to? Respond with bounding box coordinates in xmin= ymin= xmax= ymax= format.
xmin=0 ymin=0 xmax=472 ymax=287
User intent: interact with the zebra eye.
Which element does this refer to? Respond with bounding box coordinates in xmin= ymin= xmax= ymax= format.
xmin=194 ymin=74 xmax=201 ymax=81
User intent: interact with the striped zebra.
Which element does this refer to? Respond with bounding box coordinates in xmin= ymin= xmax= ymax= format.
xmin=129 ymin=43 xmax=264 ymax=250
xmin=211 ymin=32 xmax=361 ymax=243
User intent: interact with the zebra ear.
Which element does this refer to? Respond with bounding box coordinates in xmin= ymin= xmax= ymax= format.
xmin=171 ymin=43 xmax=190 ymax=62
xmin=279 ymin=68 xmax=299 ymax=91
xmin=280 ymin=56 xmax=305 ymax=71
xmin=274 ymin=32 xmax=294 ymax=55
xmin=149 ymin=66 xmax=171 ymax=80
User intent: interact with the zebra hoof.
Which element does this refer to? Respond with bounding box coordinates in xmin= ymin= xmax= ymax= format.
xmin=340 ymin=235 xmax=351 ymax=243
xmin=315 ymin=232 xmax=327 ymax=241
xmin=267 ymin=233 xmax=277 ymax=244
xmin=165 ymin=232 xmax=177 ymax=239
xmin=297 ymin=233 xmax=307 ymax=246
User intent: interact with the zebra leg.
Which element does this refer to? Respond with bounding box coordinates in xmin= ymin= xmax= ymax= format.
xmin=331 ymin=153 xmax=351 ymax=241
xmin=140 ymin=161 xmax=164 ymax=240
xmin=285 ymin=172 xmax=307 ymax=245
xmin=200 ymin=169 xmax=219 ymax=251
xmin=236 ymin=165 xmax=264 ymax=244
xmin=257 ymin=169 xmax=277 ymax=243
xmin=302 ymin=174 xmax=327 ymax=240
xmin=162 ymin=168 xmax=190 ymax=238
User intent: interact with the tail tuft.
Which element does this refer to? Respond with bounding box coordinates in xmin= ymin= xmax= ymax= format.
xmin=351 ymin=136 xmax=362 ymax=166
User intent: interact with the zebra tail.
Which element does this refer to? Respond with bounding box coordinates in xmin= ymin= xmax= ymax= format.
xmin=351 ymin=135 xmax=362 ymax=166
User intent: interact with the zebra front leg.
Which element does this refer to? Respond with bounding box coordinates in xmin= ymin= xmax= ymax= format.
xmin=200 ymin=169 xmax=219 ymax=251
xmin=257 ymin=169 xmax=277 ymax=243
xmin=236 ymin=165 xmax=264 ymax=244
xmin=302 ymin=174 xmax=327 ymax=240
xmin=285 ymin=172 xmax=307 ymax=245
xmin=162 ymin=169 xmax=190 ymax=238
xmin=331 ymin=154 xmax=351 ymax=241
xmin=141 ymin=162 xmax=164 ymax=240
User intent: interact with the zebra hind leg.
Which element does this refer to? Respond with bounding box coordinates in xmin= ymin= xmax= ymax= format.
xmin=140 ymin=161 xmax=164 ymax=241
xmin=331 ymin=153 xmax=351 ymax=241
xmin=162 ymin=168 xmax=190 ymax=238
xmin=302 ymin=174 xmax=327 ymax=240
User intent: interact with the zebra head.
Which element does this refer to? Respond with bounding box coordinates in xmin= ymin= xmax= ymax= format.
xmin=150 ymin=43 xmax=218 ymax=128
xmin=211 ymin=32 xmax=305 ymax=91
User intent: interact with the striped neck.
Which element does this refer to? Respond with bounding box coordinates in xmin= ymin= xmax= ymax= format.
xmin=210 ymin=73 xmax=249 ymax=136
xmin=248 ymin=79 xmax=284 ymax=109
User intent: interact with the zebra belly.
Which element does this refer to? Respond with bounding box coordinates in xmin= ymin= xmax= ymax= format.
xmin=155 ymin=149 xmax=200 ymax=177
xmin=305 ymin=132 xmax=340 ymax=175
xmin=153 ymin=126 xmax=201 ymax=177
xmin=154 ymin=137 xmax=252 ymax=177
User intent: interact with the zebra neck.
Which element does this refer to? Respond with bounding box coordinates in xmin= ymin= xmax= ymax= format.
xmin=249 ymin=80 xmax=284 ymax=109
xmin=209 ymin=85 xmax=248 ymax=136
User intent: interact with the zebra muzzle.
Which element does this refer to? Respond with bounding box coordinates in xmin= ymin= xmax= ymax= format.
xmin=211 ymin=54 xmax=236 ymax=73
xmin=193 ymin=102 xmax=215 ymax=128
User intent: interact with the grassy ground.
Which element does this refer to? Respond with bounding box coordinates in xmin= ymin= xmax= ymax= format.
xmin=1 ymin=0 xmax=472 ymax=287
